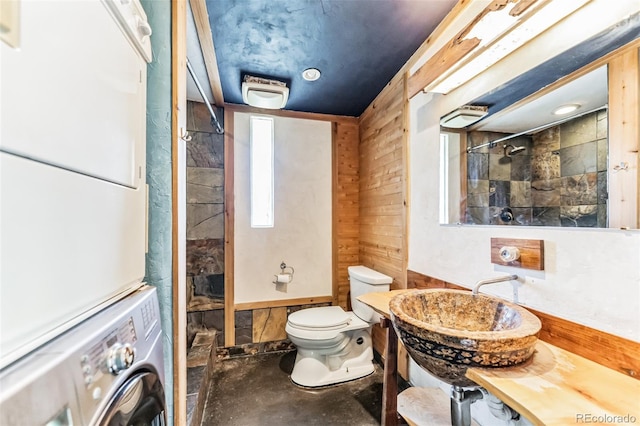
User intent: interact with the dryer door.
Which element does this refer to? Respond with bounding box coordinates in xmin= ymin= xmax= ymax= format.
xmin=98 ymin=371 xmax=166 ymax=426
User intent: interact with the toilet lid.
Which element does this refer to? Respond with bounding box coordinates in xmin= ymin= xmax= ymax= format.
xmin=288 ymin=306 xmax=351 ymax=329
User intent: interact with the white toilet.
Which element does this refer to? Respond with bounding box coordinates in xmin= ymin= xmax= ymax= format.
xmin=285 ymin=265 xmax=392 ymax=387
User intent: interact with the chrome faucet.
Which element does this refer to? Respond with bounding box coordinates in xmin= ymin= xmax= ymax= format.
xmin=472 ymin=274 xmax=518 ymax=295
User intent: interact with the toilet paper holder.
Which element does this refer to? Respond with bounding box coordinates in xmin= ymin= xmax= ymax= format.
xmin=273 ymin=261 xmax=295 ymax=284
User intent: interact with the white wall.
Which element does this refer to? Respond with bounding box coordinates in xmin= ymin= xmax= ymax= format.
xmin=408 ymin=91 xmax=640 ymax=342
xmin=234 ymin=113 xmax=332 ymax=304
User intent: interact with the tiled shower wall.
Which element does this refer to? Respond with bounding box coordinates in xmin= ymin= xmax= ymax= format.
xmin=185 ymin=101 xmax=226 ymax=347
xmin=185 ymin=104 xmax=330 ymax=357
xmin=465 ymin=110 xmax=607 ymax=227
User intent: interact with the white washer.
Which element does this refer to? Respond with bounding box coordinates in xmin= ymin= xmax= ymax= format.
xmin=0 ymin=286 xmax=166 ymax=425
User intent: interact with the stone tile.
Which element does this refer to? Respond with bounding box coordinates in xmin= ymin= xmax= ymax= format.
xmin=597 ymin=138 xmax=608 ymax=172
xmin=531 ymin=179 xmax=561 ymax=207
xmin=510 ymin=154 xmax=531 ymax=181
xmin=187 ymin=366 xmax=206 ymax=395
xmin=560 ymin=205 xmax=598 ymax=227
xmin=235 ymin=328 xmax=252 ymax=345
xmin=531 ymin=151 xmax=560 ymax=181
xmin=187 ymin=101 xmax=224 ymax=133
xmin=596 ymin=109 xmax=608 ymax=140
xmin=187 ymin=204 xmax=224 ymax=240
xmin=216 ymin=332 xmax=225 ymax=349
xmin=597 ymin=171 xmax=608 ymax=205
xmin=560 ymin=173 xmax=597 ymax=206
xmin=187 ymin=168 xmax=224 ymax=204
xmin=235 ymin=310 xmax=252 ymax=328
xmin=532 ymin=127 xmax=560 ymax=154
xmin=465 ymin=207 xmax=490 ymax=225
xmin=187 ymin=131 xmax=224 ymax=168
xmin=253 ymin=307 xmax=287 ymax=342
xmin=512 ymin=208 xmax=532 ymax=226
xmin=489 ymin=180 xmax=510 ymax=207
xmin=203 ymin=309 xmax=225 ymax=331
xmin=532 ymin=207 xmax=561 ymax=226
xmin=262 ymin=340 xmax=295 ymax=353
xmin=560 ymin=142 xmax=597 ymax=177
xmin=186 ymin=239 xmax=224 ymax=275
xmin=597 ymin=204 xmax=608 ymax=228
xmin=510 ymin=181 xmax=531 ymax=208
xmin=187 ymin=345 xmax=211 ymax=368
xmin=467 ymin=153 xmax=488 ymax=180
xmin=186 ymin=394 xmax=198 ymax=426
xmin=467 ymin=180 xmax=489 ymax=207
xmin=489 ymin=154 xmax=511 ymax=181
xmin=194 ymin=274 xmax=225 ymax=299
xmin=560 ymin=112 xmax=598 ymax=148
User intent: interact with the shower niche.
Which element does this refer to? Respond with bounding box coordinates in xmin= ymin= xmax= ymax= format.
xmin=440 ymin=65 xmax=611 ymax=228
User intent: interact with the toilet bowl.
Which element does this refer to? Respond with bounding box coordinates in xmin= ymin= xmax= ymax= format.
xmin=286 ymin=266 xmax=392 ymax=387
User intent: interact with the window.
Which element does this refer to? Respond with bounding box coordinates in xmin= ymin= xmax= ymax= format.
xmin=250 ymin=116 xmax=274 ymax=227
xmin=439 ymin=133 xmax=449 ymax=224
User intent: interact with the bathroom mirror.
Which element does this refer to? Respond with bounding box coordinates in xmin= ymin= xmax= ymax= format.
xmin=440 ymin=65 xmax=613 ymax=228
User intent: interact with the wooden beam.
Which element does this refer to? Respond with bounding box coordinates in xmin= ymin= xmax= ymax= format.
xmin=224 ymin=103 xmax=358 ymax=124
xmin=234 ymin=296 xmax=334 ymax=311
xmin=224 ymin=111 xmax=235 ymax=347
xmin=190 ymin=0 xmax=224 ymax=105
xmin=171 ymin=0 xmax=187 ymax=424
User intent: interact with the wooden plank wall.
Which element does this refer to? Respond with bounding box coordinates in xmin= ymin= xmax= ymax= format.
xmin=358 ymin=72 xmax=408 ymax=290
xmin=333 ymin=121 xmax=360 ymax=310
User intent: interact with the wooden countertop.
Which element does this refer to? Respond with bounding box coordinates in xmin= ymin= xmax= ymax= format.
xmin=358 ymin=290 xmax=640 ymax=426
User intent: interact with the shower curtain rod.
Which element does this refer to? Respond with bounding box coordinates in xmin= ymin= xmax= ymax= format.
xmin=466 ymin=105 xmax=607 ymax=153
xmin=186 ymin=58 xmax=224 ymax=134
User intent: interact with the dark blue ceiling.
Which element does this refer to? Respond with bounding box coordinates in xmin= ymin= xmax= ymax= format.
xmin=205 ymin=0 xmax=456 ymax=117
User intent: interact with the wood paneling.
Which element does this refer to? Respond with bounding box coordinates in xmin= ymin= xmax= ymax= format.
xmin=171 ymin=1 xmax=187 ymax=424
xmin=224 ymin=112 xmax=235 ymax=347
xmin=490 ymin=238 xmax=544 ymax=270
xmin=407 ymin=269 xmax=640 ymax=380
xmin=234 ymin=296 xmax=334 ymax=311
xmin=359 ymin=73 xmax=408 ymax=292
xmin=333 ymin=121 xmax=360 ymax=310
xmin=608 ymin=47 xmax=639 ymax=229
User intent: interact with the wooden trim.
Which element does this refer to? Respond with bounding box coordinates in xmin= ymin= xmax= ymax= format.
xmin=190 ymin=0 xmax=224 ymax=105
xmin=401 ymin=74 xmax=409 ymax=290
xmin=331 ymin=123 xmax=339 ymax=306
xmin=490 ymin=238 xmax=544 ymax=270
xmin=407 ymin=37 xmax=480 ymax=99
xmin=224 ymin=102 xmax=358 ymax=124
xmin=380 ymin=318 xmax=398 ymax=426
xmin=223 ymin=111 xmax=235 ymax=347
xmin=234 ymin=296 xmax=334 ymax=311
xmin=405 ymin=0 xmax=475 ymax=71
xmin=171 ymin=1 xmax=187 ymax=425
xmin=406 ymin=270 xmax=640 ymax=380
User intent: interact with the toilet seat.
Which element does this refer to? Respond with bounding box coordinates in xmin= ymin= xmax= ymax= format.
xmin=288 ymin=306 xmax=351 ymax=331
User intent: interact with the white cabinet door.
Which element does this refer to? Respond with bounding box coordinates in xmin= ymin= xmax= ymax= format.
xmin=0 ymin=0 xmax=145 ymax=189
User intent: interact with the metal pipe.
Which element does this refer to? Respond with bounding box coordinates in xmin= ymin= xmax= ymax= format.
xmin=466 ymin=105 xmax=607 ymax=153
xmin=472 ymin=274 xmax=518 ymax=295
xmin=450 ymin=386 xmax=483 ymax=426
xmin=186 ymin=58 xmax=224 ymax=134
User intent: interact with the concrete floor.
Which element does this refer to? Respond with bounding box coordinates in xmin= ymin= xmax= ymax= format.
xmin=202 ymin=351 xmax=386 ymax=425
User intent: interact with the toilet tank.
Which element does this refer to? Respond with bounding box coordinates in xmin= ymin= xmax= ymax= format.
xmin=348 ymin=266 xmax=392 ymax=323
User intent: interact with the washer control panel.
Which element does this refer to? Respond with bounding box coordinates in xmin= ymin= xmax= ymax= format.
xmin=80 ymin=317 xmax=137 ymax=387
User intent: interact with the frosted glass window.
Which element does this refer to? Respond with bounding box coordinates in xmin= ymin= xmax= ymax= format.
xmin=439 ymin=133 xmax=449 ymax=224
xmin=250 ymin=116 xmax=274 ymax=228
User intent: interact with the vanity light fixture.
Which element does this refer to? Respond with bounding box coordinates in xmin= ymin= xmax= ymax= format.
xmin=422 ymin=0 xmax=590 ymax=94
xmin=302 ymin=68 xmax=321 ymax=81
xmin=553 ymin=104 xmax=580 ymax=115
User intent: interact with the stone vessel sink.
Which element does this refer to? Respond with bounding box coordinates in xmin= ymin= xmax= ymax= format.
xmin=389 ymin=289 xmax=541 ymax=386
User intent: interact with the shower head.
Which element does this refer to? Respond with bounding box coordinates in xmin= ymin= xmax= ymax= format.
xmin=504 ymin=144 xmax=526 ymax=157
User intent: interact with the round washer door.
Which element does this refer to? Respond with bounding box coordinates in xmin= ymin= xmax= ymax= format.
xmin=99 ymin=371 xmax=166 ymax=426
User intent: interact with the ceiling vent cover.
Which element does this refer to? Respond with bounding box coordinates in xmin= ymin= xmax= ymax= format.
xmin=242 ymin=75 xmax=289 ymax=109
xmin=440 ymin=105 xmax=488 ymax=128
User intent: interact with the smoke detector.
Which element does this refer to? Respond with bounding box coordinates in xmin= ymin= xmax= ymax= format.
xmin=242 ymin=75 xmax=289 ymax=109
xmin=440 ymin=105 xmax=488 ymax=128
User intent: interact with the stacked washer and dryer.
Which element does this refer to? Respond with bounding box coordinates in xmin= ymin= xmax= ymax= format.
xmin=0 ymin=0 xmax=166 ymax=424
